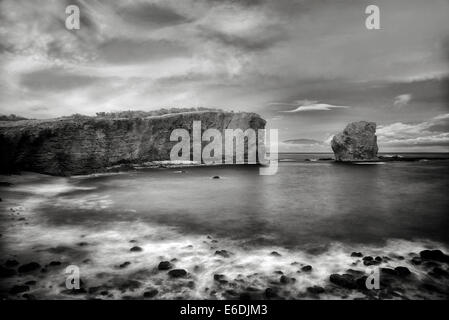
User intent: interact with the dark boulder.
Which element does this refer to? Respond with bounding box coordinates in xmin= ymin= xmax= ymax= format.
xmin=5 ymin=259 xmax=19 ymax=267
xmin=420 ymin=250 xmax=449 ymax=263
xmin=18 ymin=262 xmax=41 ymax=273
xmin=168 ymin=269 xmax=187 ymax=278
xmin=9 ymin=285 xmax=30 ymax=295
xmin=394 ymin=266 xmax=411 ymax=277
xmin=307 ymin=286 xmax=325 ymax=294
xmin=129 ymin=246 xmax=143 ymax=252
xmin=143 ymin=289 xmax=159 ymax=298
xmin=301 ymin=265 xmax=313 ymax=272
xmin=158 ymin=261 xmax=172 ymax=270
xmin=351 ymin=252 xmax=363 ymax=257
xmin=329 ymin=274 xmax=357 ymax=289
xmin=0 ymin=266 xmax=17 ymax=277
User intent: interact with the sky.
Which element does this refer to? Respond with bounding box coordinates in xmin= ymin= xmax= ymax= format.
xmin=0 ymin=0 xmax=448 ymax=152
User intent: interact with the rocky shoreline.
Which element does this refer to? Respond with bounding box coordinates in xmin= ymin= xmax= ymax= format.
xmin=1 ymin=198 xmax=448 ymax=300
xmin=1 ymin=232 xmax=448 ymax=300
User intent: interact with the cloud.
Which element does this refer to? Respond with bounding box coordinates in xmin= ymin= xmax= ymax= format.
xmin=377 ymin=113 xmax=449 ymax=147
xmin=280 ymin=100 xmax=350 ymax=112
xmin=393 ymin=93 xmax=412 ymax=108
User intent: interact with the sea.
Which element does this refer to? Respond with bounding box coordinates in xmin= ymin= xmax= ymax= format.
xmin=1 ymin=153 xmax=448 ymax=299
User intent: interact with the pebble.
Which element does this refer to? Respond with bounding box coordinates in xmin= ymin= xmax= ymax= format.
xmin=130 ymin=246 xmax=143 ymax=252
xmin=143 ymin=289 xmax=158 ymax=298
xmin=168 ymin=269 xmax=187 ymax=278
xmin=158 ymin=261 xmax=172 ymax=270
xmin=301 ymin=265 xmax=313 ymax=272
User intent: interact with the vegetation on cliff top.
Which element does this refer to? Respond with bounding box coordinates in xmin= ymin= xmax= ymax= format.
xmin=1 ymin=108 xmax=227 ymax=122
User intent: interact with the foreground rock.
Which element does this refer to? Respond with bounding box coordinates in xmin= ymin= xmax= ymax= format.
xmin=331 ymin=121 xmax=378 ymax=161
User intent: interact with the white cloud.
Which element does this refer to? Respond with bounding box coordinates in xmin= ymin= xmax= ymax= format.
xmin=281 ymin=100 xmax=350 ymax=112
xmin=377 ymin=113 xmax=449 ymax=148
xmin=393 ymin=93 xmax=412 ymax=108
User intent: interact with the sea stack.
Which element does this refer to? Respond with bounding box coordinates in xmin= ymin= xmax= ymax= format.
xmin=331 ymin=121 xmax=378 ymax=161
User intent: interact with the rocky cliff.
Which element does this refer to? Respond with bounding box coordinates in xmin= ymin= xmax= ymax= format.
xmin=0 ymin=111 xmax=266 ymax=176
xmin=331 ymin=121 xmax=379 ymax=161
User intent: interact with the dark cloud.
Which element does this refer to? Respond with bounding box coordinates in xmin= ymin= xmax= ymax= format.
xmin=20 ymin=68 xmax=102 ymax=92
xmin=117 ymin=3 xmax=192 ymax=28
xmin=98 ymin=38 xmax=190 ymax=64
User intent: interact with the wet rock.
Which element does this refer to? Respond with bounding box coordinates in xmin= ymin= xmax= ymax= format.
xmin=9 ymin=285 xmax=30 ymax=295
xmin=88 ymin=286 xmax=102 ymax=294
xmin=411 ymin=257 xmax=422 ymax=265
xmin=119 ymin=280 xmax=141 ymax=292
xmin=351 ymin=252 xmax=363 ymax=257
xmin=5 ymin=259 xmax=19 ymax=268
xmin=301 ymin=265 xmax=312 ymax=272
xmin=307 ymin=286 xmax=325 ymax=294
xmin=77 ymin=242 xmax=89 ymax=247
xmin=143 ymin=289 xmax=158 ymax=298
xmin=18 ymin=262 xmax=41 ymax=273
xmin=429 ymin=267 xmax=449 ymax=278
xmin=49 ymin=261 xmax=62 ymax=266
xmin=355 ymin=276 xmax=368 ymax=290
xmin=420 ymin=250 xmax=449 ymax=263
xmin=270 ymin=251 xmax=281 ymax=257
xmin=158 ymin=261 xmax=172 ymax=270
xmin=347 ymin=268 xmax=364 ymax=275
xmin=119 ymin=261 xmax=131 ymax=269
xmin=168 ymin=269 xmax=187 ymax=278
xmin=213 ymin=274 xmax=228 ymax=284
xmin=363 ymin=256 xmax=373 ymax=261
xmin=394 ymin=266 xmax=411 ymax=277
xmin=25 ymin=280 xmax=37 ymax=286
xmin=129 ymin=239 xmax=137 ymax=243
xmin=130 ymin=246 xmax=143 ymax=252
xmin=375 ymin=256 xmax=382 ymax=262
xmin=225 ymin=290 xmax=238 ymax=297
xmin=331 ymin=121 xmax=379 ymax=161
xmin=274 ymin=270 xmax=283 ymax=275
xmin=215 ymin=250 xmax=231 ymax=258
xmin=380 ymin=268 xmax=397 ymax=276
xmin=22 ymin=293 xmax=36 ymax=300
xmin=329 ymin=274 xmax=357 ymax=289
xmin=279 ymin=275 xmax=291 ymax=284
xmin=61 ymin=288 xmax=87 ymax=295
xmin=264 ymin=288 xmax=277 ymax=299
xmin=212 ymin=176 xmax=220 ymax=179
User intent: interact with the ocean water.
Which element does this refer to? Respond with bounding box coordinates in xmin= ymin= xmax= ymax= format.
xmin=1 ymin=153 xmax=449 ymax=299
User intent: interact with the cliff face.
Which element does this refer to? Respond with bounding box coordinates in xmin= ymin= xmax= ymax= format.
xmin=0 ymin=111 xmax=266 ymax=176
xmin=331 ymin=121 xmax=379 ymax=161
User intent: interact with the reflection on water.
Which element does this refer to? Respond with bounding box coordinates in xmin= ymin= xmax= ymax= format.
xmin=32 ymin=157 xmax=449 ymax=249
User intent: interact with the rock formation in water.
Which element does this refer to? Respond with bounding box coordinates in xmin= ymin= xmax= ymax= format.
xmin=0 ymin=111 xmax=265 ymax=175
xmin=331 ymin=121 xmax=378 ymax=161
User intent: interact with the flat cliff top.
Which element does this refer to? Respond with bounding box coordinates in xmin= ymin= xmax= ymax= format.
xmin=0 ymin=110 xmax=264 ymax=129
